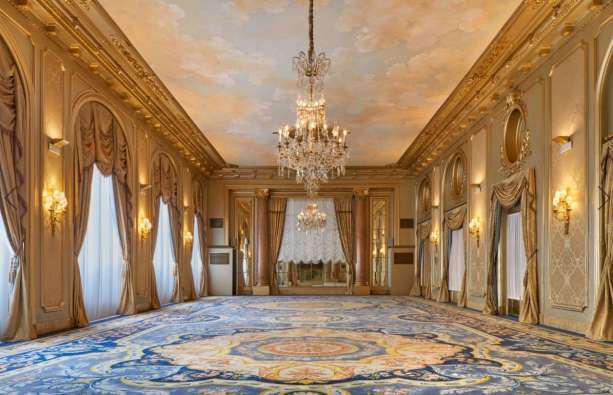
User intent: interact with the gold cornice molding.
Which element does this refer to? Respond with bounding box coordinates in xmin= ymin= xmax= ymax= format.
xmin=8 ymin=0 xmax=226 ymax=173
xmin=209 ymin=166 xmax=412 ymax=182
xmin=397 ymin=0 xmax=607 ymax=175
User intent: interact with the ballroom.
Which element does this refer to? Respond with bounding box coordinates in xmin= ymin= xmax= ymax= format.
xmin=0 ymin=0 xmax=612 ymax=393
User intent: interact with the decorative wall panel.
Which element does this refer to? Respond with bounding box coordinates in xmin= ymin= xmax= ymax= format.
xmin=548 ymin=44 xmax=587 ymax=311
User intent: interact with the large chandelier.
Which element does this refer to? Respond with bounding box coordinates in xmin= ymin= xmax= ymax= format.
xmin=275 ymin=0 xmax=349 ymax=195
xmin=297 ymin=203 xmax=327 ymax=233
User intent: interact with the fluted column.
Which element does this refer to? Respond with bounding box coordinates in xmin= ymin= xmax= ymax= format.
xmin=353 ymin=188 xmax=370 ymax=295
xmin=254 ymin=188 xmax=270 ymax=295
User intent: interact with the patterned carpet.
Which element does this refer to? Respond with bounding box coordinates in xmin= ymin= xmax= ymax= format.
xmin=0 ymin=296 xmax=612 ymax=394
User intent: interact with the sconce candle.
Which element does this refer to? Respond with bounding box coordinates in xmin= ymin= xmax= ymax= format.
xmin=553 ymin=188 xmax=575 ymax=235
xmin=43 ymin=188 xmax=67 ymax=235
xmin=139 ymin=216 xmax=152 ymax=242
xmin=469 ymin=217 xmax=481 ymax=247
xmin=429 ymin=229 xmax=440 ymax=247
xmin=184 ymin=230 xmax=193 ymax=246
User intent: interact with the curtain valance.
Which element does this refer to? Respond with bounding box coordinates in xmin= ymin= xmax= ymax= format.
xmin=438 ymin=206 xmax=467 ymax=306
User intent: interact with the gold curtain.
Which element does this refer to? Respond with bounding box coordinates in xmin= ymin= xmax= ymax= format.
xmin=0 ymin=50 xmax=34 ymax=340
xmin=438 ymin=207 xmax=466 ymax=304
xmin=587 ymin=144 xmax=613 ymax=340
xmin=149 ymin=193 xmax=161 ymax=309
xmin=335 ymin=197 xmax=353 ymax=292
xmin=269 ymin=197 xmax=287 ymax=295
xmin=193 ymin=180 xmax=208 ymax=296
xmin=410 ymin=221 xmax=431 ymax=297
xmin=72 ymin=102 xmax=137 ymax=325
xmin=152 ymin=152 xmax=183 ymax=303
xmin=483 ymin=169 xmax=539 ymax=324
xmin=182 ymin=214 xmax=197 ymax=301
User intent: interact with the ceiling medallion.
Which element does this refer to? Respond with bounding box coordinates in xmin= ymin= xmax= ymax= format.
xmin=500 ymin=91 xmax=531 ymax=178
xmin=297 ymin=202 xmax=327 ymax=233
xmin=275 ymin=0 xmax=349 ymax=196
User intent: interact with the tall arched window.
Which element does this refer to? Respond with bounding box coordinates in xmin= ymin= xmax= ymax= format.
xmin=154 ymin=201 xmax=175 ymax=304
xmin=190 ymin=221 xmax=203 ymax=298
xmin=0 ymin=217 xmax=12 ymax=334
xmin=78 ymin=166 xmax=124 ymax=321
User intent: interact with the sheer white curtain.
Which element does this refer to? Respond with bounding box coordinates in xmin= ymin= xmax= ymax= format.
xmin=190 ymin=221 xmax=203 ymax=298
xmin=448 ymin=228 xmax=465 ymax=291
xmin=78 ymin=166 xmax=124 ymax=321
xmin=278 ymin=198 xmax=346 ymax=264
xmin=506 ymin=212 xmax=527 ymax=300
xmin=0 ymin=215 xmax=12 ymax=335
xmin=154 ymin=201 xmax=175 ymax=305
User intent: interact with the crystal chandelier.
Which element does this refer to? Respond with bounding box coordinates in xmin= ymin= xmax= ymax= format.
xmin=275 ymin=0 xmax=349 ymax=195
xmin=297 ymin=203 xmax=327 ymax=233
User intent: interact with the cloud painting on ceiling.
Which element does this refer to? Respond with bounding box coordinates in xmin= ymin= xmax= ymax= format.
xmin=100 ymin=0 xmax=521 ymax=166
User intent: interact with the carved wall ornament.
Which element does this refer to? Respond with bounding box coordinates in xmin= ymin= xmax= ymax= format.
xmin=500 ymin=92 xmax=531 ymax=177
xmin=445 ymin=152 xmax=467 ymax=207
xmin=418 ymin=176 xmax=432 ymax=220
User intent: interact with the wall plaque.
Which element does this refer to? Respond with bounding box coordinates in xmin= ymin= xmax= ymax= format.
xmin=209 ymin=218 xmax=224 ymax=228
xmin=400 ymin=218 xmax=414 ymax=229
xmin=209 ymin=252 xmax=230 ymax=265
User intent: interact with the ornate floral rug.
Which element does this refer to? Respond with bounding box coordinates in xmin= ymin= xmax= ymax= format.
xmin=0 ymin=296 xmax=611 ymax=394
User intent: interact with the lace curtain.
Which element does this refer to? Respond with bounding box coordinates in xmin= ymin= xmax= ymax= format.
xmin=153 ymin=201 xmax=176 ymax=305
xmin=448 ymin=228 xmax=465 ymax=292
xmin=190 ymin=222 xmax=203 ymax=298
xmin=278 ymin=198 xmax=346 ymax=264
xmin=78 ymin=166 xmax=124 ymax=321
xmin=506 ymin=212 xmax=527 ymax=300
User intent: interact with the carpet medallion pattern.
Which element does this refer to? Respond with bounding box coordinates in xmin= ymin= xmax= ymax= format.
xmin=0 ymin=296 xmax=611 ymax=394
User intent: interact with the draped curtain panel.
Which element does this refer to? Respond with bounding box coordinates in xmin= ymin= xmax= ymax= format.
xmin=151 ymin=152 xmax=182 ymax=304
xmin=73 ymin=102 xmax=135 ymax=328
xmin=334 ymin=197 xmax=353 ymax=292
xmin=182 ymin=214 xmax=197 ymax=301
xmin=0 ymin=42 xmax=32 ymax=341
xmin=78 ymin=166 xmax=124 ymax=321
xmin=438 ymin=207 xmax=466 ymax=304
xmin=153 ymin=201 xmax=176 ymax=305
xmin=483 ymin=169 xmax=539 ymax=324
xmin=190 ymin=222 xmax=203 ymax=298
xmin=448 ymin=229 xmax=466 ymax=293
xmin=410 ymin=221 xmax=432 ymax=297
xmin=588 ymin=144 xmax=613 ymax=340
xmin=269 ymin=198 xmax=287 ymax=294
xmin=192 ymin=180 xmax=208 ymax=297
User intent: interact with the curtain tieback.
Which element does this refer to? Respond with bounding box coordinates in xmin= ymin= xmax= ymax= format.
xmin=172 ymin=262 xmax=178 ymax=277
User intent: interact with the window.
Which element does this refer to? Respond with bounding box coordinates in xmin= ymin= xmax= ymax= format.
xmin=78 ymin=166 xmax=124 ymax=321
xmin=448 ymin=228 xmax=465 ymax=292
xmin=0 ymin=214 xmax=13 ymax=334
xmin=506 ymin=212 xmax=527 ymax=300
xmin=153 ymin=201 xmax=175 ymax=305
xmin=190 ymin=220 xmax=203 ymax=297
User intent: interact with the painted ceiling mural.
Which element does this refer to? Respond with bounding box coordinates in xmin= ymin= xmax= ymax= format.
xmin=100 ymin=0 xmax=521 ymax=166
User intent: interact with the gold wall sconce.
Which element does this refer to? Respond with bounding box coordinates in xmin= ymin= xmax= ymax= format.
xmin=470 ymin=183 xmax=482 ymax=193
xmin=139 ymin=216 xmax=153 ymax=242
xmin=139 ymin=183 xmax=152 ymax=193
xmin=184 ymin=230 xmax=193 ymax=247
xmin=552 ymin=135 xmax=573 ymax=154
xmin=430 ymin=229 xmax=440 ymax=247
xmin=553 ymin=188 xmax=575 ymax=235
xmin=469 ymin=217 xmax=481 ymax=247
xmin=48 ymin=137 xmax=69 ymax=156
xmin=43 ymin=188 xmax=67 ymax=235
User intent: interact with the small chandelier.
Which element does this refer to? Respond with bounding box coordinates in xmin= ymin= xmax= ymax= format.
xmin=275 ymin=0 xmax=349 ymax=195
xmin=297 ymin=203 xmax=327 ymax=233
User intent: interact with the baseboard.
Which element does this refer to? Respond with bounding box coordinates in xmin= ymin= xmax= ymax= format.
xmin=352 ymin=285 xmax=371 ymax=296
xmin=252 ymin=285 xmax=270 ymax=295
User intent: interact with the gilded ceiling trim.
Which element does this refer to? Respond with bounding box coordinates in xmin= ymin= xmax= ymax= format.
xmin=210 ymin=166 xmax=411 ymax=181
xmin=398 ymin=0 xmax=607 ymax=175
xmin=8 ymin=0 xmax=226 ymax=173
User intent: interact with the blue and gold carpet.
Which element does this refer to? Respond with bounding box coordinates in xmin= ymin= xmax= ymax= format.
xmin=0 ymin=296 xmax=612 ymax=394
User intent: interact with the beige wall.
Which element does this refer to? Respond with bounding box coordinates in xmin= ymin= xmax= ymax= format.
xmin=412 ymin=11 xmax=613 ymax=334
xmin=0 ymin=4 xmax=207 ymax=336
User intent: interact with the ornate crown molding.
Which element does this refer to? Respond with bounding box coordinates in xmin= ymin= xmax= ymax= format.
xmin=8 ymin=0 xmax=227 ymax=173
xmin=210 ymin=166 xmax=411 ymax=182
xmin=397 ymin=0 xmax=607 ymax=176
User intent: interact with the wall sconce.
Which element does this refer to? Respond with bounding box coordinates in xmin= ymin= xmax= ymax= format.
xmin=184 ymin=230 xmax=193 ymax=247
xmin=552 ymin=135 xmax=573 ymax=154
xmin=470 ymin=183 xmax=482 ymax=193
xmin=43 ymin=188 xmax=67 ymax=235
xmin=469 ymin=217 xmax=481 ymax=247
xmin=47 ymin=137 xmax=69 ymax=156
xmin=429 ymin=229 xmax=440 ymax=247
xmin=139 ymin=216 xmax=152 ymax=242
xmin=553 ymin=188 xmax=575 ymax=235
